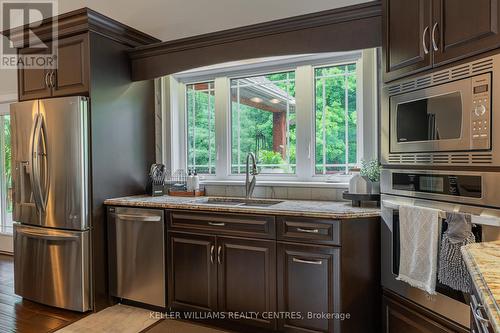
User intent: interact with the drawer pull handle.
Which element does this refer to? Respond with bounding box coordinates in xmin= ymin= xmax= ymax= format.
xmin=292 ymin=257 xmax=322 ymax=265
xmin=208 ymin=222 xmax=225 ymax=227
xmin=210 ymin=245 xmax=215 ymax=264
xmin=296 ymin=227 xmax=319 ymax=233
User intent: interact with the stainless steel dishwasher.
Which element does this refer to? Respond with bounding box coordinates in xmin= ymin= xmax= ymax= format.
xmin=107 ymin=206 xmax=166 ymax=307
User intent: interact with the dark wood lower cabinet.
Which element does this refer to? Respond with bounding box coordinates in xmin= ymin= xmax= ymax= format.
xmin=277 ymin=243 xmax=340 ymax=333
xmin=168 ymin=232 xmax=217 ymax=312
xmin=218 ymin=237 xmax=277 ymax=330
xmin=167 ymin=213 xmax=381 ymax=333
xmin=382 ymin=289 xmax=468 ymax=333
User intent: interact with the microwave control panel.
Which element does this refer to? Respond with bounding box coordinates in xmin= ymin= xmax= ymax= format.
xmin=471 ymin=73 xmax=491 ymax=149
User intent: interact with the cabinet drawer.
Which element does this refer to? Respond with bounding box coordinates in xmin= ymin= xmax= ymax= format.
xmin=169 ymin=211 xmax=276 ymax=239
xmin=277 ymin=216 xmax=340 ymax=245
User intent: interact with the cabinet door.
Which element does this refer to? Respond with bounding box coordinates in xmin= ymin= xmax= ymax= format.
xmin=217 ymin=237 xmax=277 ymax=330
xmin=52 ymin=34 xmax=89 ymax=97
xmin=433 ymin=0 xmax=500 ymax=65
xmin=18 ymin=48 xmax=52 ymax=101
xmin=277 ymin=243 xmax=340 ymax=333
xmin=168 ymin=232 xmax=217 ymax=312
xmin=382 ymin=290 xmax=469 ymax=333
xmin=383 ymin=0 xmax=432 ymax=82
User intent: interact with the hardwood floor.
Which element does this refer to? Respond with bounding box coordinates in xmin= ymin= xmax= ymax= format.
xmin=0 ymin=254 xmax=86 ymax=333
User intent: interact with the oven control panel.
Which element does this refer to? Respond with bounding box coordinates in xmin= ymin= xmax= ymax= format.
xmin=392 ymin=173 xmax=482 ymax=198
xmin=471 ymin=73 xmax=491 ymax=149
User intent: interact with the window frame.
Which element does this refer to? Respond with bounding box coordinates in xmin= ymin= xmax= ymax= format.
xmin=228 ymin=69 xmax=297 ymax=175
xmin=313 ymin=61 xmax=363 ymax=176
xmin=165 ymin=51 xmax=369 ymax=183
xmin=0 ymin=104 xmax=12 ymax=236
xmin=184 ymin=81 xmax=217 ymax=174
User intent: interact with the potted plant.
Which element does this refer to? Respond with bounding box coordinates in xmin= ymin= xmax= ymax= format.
xmin=348 ymin=159 xmax=381 ymax=195
xmin=360 ymin=159 xmax=381 ymax=194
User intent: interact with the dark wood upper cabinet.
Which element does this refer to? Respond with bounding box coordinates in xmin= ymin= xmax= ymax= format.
xmin=52 ymin=34 xmax=90 ymax=97
xmin=167 ymin=232 xmax=217 ymax=312
xmin=383 ymin=0 xmax=500 ymax=81
xmin=433 ymin=0 xmax=500 ymax=65
xmin=18 ymin=33 xmax=89 ymax=101
xmin=18 ymin=48 xmax=52 ymax=101
xmin=383 ymin=0 xmax=432 ymax=82
xmin=277 ymin=243 xmax=340 ymax=333
xmin=217 ymin=237 xmax=277 ymax=330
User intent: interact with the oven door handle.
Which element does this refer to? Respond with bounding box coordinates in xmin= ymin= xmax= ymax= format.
xmin=383 ymin=198 xmax=500 ymax=226
xmin=381 ymin=199 xmax=447 ymax=219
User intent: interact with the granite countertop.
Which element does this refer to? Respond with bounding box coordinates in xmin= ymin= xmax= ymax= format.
xmin=462 ymin=241 xmax=500 ymax=333
xmin=103 ymin=195 xmax=380 ymax=219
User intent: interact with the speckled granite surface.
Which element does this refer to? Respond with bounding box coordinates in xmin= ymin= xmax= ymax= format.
xmin=103 ymin=195 xmax=380 ymax=219
xmin=462 ymin=241 xmax=500 ymax=333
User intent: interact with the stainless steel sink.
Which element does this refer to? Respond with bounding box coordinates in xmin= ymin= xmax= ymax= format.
xmin=196 ymin=197 xmax=283 ymax=207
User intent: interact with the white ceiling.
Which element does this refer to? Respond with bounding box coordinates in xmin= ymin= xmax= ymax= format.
xmin=58 ymin=0 xmax=371 ymax=41
xmin=0 ymin=0 xmax=371 ymax=97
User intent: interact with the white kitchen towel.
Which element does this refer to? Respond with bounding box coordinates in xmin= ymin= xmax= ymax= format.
xmin=396 ymin=205 xmax=440 ymax=295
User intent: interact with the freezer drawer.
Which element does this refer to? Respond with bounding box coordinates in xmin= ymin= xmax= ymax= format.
xmin=108 ymin=207 xmax=166 ymax=307
xmin=14 ymin=223 xmax=91 ymax=312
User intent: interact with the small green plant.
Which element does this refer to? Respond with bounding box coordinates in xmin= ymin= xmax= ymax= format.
xmin=258 ymin=150 xmax=285 ymax=167
xmin=360 ymin=159 xmax=381 ymax=182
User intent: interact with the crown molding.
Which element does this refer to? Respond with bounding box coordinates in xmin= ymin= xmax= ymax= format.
xmin=2 ymin=7 xmax=160 ymax=48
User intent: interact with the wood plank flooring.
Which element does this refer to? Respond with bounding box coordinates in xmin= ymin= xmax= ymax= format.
xmin=0 ymin=254 xmax=86 ymax=333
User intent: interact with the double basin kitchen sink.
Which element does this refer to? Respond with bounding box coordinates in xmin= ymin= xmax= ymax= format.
xmin=195 ymin=197 xmax=283 ymax=208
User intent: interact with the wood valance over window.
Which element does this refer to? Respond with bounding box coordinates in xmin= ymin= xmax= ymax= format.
xmin=129 ymin=1 xmax=382 ymax=81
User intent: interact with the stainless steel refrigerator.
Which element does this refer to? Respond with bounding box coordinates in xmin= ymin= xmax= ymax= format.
xmin=11 ymin=96 xmax=91 ymax=312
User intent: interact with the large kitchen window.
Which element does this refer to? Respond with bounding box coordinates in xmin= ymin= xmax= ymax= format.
xmin=168 ymin=51 xmax=375 ymax=181
xmin=186 ymin=82 xmax=216 ymax=174
xmin=0 ymin=113 xmax=12 ymax=234
xmin=230 ymin=72 xmax=296 ymax=174
xmin=315 ymin=64 xmax=357 ymax=175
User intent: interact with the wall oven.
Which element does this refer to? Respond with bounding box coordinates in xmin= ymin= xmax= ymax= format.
xmin=381 ymin=53 xmax=500 ymax=167
xmin=381 ymin=169 xmax=500 ymax=328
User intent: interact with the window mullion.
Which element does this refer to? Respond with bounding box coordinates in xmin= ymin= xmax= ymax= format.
xmin=295 ymin=65 xmax=314 ymax=181
xmin=236 ymin=80 xmax=241 ymax=174
xmin=207 ymin=84 xmax=212 ymax=174
xmin=214 ymin=77 xmax=230 ymax=179
xmin=322 ymin=78 xmax=326 ymax=175
xmin=344 ymin=66 xmax=349 ymax=175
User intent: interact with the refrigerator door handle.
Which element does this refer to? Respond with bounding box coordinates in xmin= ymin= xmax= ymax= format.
xmin=38 ymin=116 xmax=49 ymax=210
xmin=29 ymin=114 xmax=43 ymax=212
xmin=15 ymin=227 xmax=79 ymax=241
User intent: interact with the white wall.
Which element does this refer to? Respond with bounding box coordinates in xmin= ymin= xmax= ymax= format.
xmin=0 ymin=69 xmax=17 ymax=100
xmin=0 ymin=36 xmax=18 ymax=100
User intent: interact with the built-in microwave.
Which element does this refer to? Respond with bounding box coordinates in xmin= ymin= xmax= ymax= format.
xmin=381 ymin=53 xmax=500 ymax=167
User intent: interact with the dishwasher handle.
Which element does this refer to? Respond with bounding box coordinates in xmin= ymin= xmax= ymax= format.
xmin=109 ymin=212 xmax=162 ymax=222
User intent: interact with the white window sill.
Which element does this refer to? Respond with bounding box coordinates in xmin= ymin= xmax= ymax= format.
xmin=200 ymin=179 xmax=349 ymax=189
